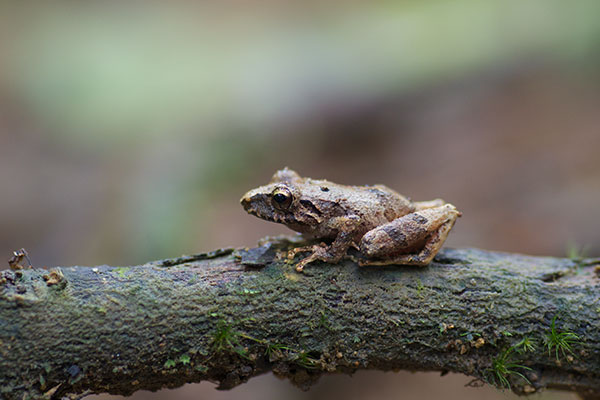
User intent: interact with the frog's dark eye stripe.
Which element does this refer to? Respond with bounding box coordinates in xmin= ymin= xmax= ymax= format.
xmin=300 ymin=199 xmax=322 ymax=216
xmin=271 ymin=187 xmax=293 ymax=210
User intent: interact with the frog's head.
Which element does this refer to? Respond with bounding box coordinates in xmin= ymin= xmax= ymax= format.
xmin=268 ymin=167 xmax=301 ymax=184
xmin=240 ymin=168 xmax=319 ymax=229
xmin=240 ymin=168 xmax=301 ymax=222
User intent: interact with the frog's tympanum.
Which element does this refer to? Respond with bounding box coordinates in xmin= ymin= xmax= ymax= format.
xmin=241 ymin=168 xmax=461 ymax=272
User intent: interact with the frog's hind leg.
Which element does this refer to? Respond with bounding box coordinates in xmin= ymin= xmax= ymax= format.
xmin=359 ymin=204 xmax=460 ymax=267
xmin=360 ymin=219 xmax=456 ymax=266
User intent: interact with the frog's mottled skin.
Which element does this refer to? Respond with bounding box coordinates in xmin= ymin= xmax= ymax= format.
xmin=241 ymin=168 xmax=461 ymax=272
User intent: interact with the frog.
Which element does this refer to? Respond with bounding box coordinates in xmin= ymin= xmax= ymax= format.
xmin=240 ymin=168 xmax=461 ymax=272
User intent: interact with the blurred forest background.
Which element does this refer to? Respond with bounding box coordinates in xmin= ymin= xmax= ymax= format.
xmin=1 ymin=1 xmax=599 ymax=400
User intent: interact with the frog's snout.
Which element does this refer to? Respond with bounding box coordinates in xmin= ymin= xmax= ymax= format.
xmin=240 ymin=192 xmax=257 ymax=214
xmin=240 ymin=194 xmax=250 ymax=209
xmin=240 ymin=189 xmax=267 ymax=218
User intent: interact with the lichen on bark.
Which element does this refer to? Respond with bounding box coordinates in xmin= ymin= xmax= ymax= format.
xmin=1 ymin=238 xmax=599 ymax=399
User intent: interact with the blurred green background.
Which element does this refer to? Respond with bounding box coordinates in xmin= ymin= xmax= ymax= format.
xmin=1 ymin=1 xmax=599 ymax=399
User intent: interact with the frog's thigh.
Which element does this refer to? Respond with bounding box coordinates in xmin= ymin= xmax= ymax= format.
xmin=359 ymin=220 xmax=456 ymax=266
xmin=359 ymin=205 xmax=458 ymax=266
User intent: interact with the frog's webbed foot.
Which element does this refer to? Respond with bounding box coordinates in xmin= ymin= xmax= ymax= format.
xmin=292 ymin=242 xmax=352 ymax=272
xmin=286 ymin=245 xmax=317 ymax=262
xmin=294 ymin=244 xmax=326 ymax=272
xmin=286 ymin=242 xmax=326 ymax=271
xmin=359 ymin=204 xmax=460 ymax=267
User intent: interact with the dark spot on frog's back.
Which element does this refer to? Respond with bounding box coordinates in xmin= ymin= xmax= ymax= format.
xmin=384 ymin=208 xmax=397 ymax=221
xmin=382 ymin=225 xmax=407 ymax=246
xmin=413 ymin=214 xmax=428 ymax=224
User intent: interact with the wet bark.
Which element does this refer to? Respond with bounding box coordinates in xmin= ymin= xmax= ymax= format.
xmin=1 ymin=237 xmax=599 ymax=399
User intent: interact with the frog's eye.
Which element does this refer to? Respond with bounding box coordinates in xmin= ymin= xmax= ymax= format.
xmin=271 ymin=187 xmax=293 ymax=210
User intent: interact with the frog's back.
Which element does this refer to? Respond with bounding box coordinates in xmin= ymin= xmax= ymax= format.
xmin=354 ymin=184 xmax=414 ymax=222
xmin=304 ymin=179 xmax=414 ymax=223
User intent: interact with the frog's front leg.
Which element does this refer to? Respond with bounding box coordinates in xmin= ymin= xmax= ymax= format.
xmin=294 ymin=216 xmax=360 ymax=272
xmin=359 ymin=204 xmax=460 ymax=266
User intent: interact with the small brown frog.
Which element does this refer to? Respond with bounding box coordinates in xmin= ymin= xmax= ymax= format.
xmin=241 ymin=168 xmax=461 ymax=272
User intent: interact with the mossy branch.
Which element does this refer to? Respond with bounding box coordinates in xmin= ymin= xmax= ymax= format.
xmin=1 ymin=238 xmax=599 ymax=399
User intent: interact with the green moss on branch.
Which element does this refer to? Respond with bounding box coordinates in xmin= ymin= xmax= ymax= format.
xmin=1 ymin=239 xmax=599 ymax=399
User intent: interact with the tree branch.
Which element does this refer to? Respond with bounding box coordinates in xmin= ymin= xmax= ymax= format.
xmin=1 ymin=237 xmax=599 ymax=399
